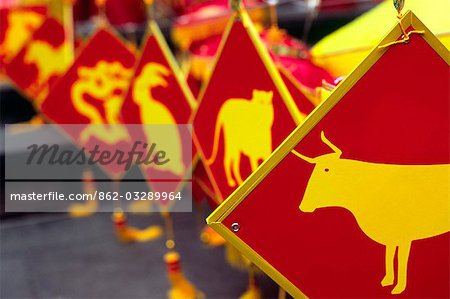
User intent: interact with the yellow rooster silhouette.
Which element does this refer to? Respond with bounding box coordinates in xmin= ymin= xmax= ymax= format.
xmin=132 ymin=62 xmax=185 ymax=176
xmin=206 ymin=90 xmax=274 ymax=187
xmin=71 ymin=60 xmax=132 ymax=144
xmin=292 ymin=131 xmax=450 ymax=294
xmin=0 ymin=10 xmax=43 ymax=60
xmin=24 ymin=41 xmax=71 ymax=99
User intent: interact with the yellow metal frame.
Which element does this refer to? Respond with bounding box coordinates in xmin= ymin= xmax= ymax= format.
xmin=190 ymin=8 xmax=304 ymax=202
xmin=207 ymin=11 xmax=450 ymax=298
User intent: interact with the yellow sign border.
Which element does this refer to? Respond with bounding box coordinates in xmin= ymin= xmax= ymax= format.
xmin=207 ymin=11 xmax=450 ymax=298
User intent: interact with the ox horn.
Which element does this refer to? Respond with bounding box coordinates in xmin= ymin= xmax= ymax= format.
xmin=291 ymin=149 xmax=316 ymax=164
xmin=321 ymin=131 xmax=342 ymax=156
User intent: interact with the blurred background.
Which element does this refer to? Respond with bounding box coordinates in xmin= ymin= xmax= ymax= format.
xmin=1 ymin=0 xmax=448 ymax=298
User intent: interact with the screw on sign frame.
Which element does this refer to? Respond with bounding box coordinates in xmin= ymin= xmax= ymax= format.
xmin=207 ymin=11 xmax=450 ymax=298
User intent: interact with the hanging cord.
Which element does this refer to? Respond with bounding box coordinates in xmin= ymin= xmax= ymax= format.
xmin=265 ymin=0 xmax=279 ymax=28
xmin=230 ymin=0 xmax=244 ymax=14
xmin=302 ymin=0 xmax=320 ymax=42
xmin=162 ymin=211 xmax=176 ymax=250
xmin=379 ymin=0 xmax=424 ymax=49
xmin=94 ymin=0 xmax=108 ymax=28
xmin=144 ymin=0 xmax=156 ymax=22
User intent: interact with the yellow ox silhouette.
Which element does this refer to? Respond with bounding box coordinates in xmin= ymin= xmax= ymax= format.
xmin=292 ymin=131 xmax=449 ymax=295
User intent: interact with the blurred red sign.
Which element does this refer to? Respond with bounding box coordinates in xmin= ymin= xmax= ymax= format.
xmin=0 ymin=5 xmax=47 ymax=71
xmin=6 ymin=18 xmax=70 ymax=103
xmin=41 ymin=28 xmax=136 ymax=177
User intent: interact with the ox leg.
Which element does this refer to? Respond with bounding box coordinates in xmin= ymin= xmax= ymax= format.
xmin=391 ymin=242 xmax=411 ymax=295
xmin=381 ymin=244 xmax=396 ymax=287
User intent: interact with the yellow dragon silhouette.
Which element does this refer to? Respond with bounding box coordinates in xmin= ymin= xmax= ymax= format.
xmin=71 ymin=60 xmax=132 ymax=144
xmin=206 ymin=90 xmax=274 ymax=187
xmin=132 ymin=62 xmax=185 ymax=176
xmin=24 ymin=41 xmax=71 ymax=99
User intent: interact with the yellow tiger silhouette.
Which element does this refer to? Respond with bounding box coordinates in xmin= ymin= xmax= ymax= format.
xmin=132 ymin=62 xmax=185 ymax=176
xmin=206 ymin=90 xmax=274 ymax=187
xmin=24 ymin=41 xmax=71 ymax=99
xmin=71 ymin=60 xmax=132 ymax=144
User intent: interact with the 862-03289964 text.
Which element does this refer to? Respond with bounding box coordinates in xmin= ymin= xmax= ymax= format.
xmin=9 ymin=191 xmax=183 ymax=201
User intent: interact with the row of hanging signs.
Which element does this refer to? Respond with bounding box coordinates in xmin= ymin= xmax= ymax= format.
xmin=1 ymin=2 xmax=449 ymax=298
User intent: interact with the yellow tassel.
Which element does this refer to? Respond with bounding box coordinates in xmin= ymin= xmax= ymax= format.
xmin=29 ymin=115 xmax=46 ymax=125
xmin=68 ymin=169 xmax=98 ymax=218
xmin=112 ymin=210 xmax=163 ymax=243
xmin=265 ymin=26 xmax=286 ymax=44
xmin=165 ymin=251 xmax=204 ymax=299
xmin=125 ymin=225 xmax=164 ymax=242
xmin=225 ymin=245 xmax=263 ymax=298
xmin=225 ymin=243 xmax=253 ymax=271
xmin=200 ymin=225 xmax=225 ymax=247
xmin=239 ymin=266 xmax=262 ymax=299
xmin=239 ymin=284 xmax=262 ymax=299
xmin=7 ymin=115 xmax=46 ymax=135
xmin=127 ymin=200 xmax=153 ymax=214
